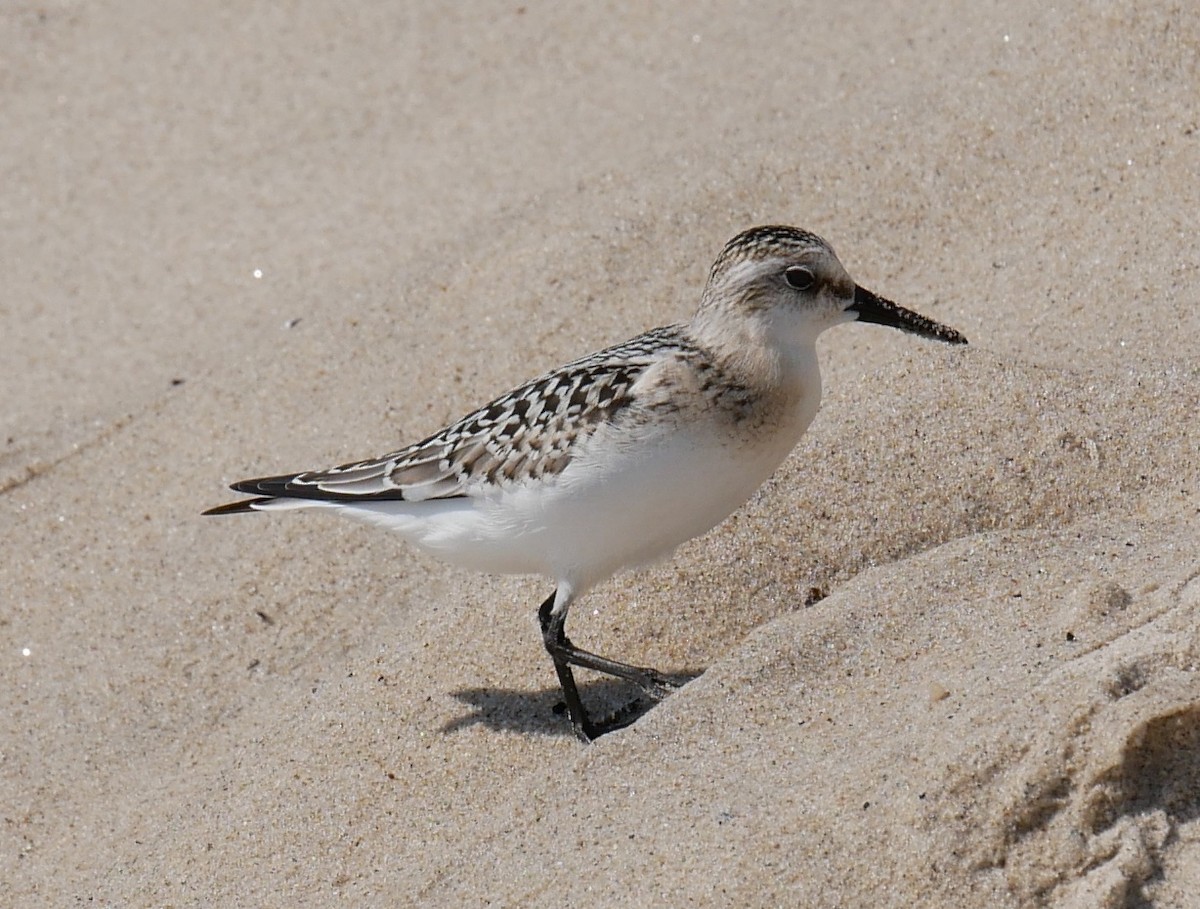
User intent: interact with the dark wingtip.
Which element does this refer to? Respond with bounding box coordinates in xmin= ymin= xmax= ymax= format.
xmin=228 ymin=474 xmax=301 ymax=496
xmin=202 ymin=497 xmax=270 ymax=516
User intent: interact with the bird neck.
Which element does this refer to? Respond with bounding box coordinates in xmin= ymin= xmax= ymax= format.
xmin=686 ymin=313 xmax=820 ymax=420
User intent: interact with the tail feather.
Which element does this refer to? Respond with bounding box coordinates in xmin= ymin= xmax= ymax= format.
xmin=203 ymin=494 xmax=340 ymax=516
xmin=202 ymin=497 xmax=272 ymax=516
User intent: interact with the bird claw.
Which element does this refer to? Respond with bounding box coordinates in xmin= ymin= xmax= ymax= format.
xmin=636 ymin=670 xmax=681 ymax=701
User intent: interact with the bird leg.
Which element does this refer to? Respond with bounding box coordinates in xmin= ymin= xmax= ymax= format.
xmin=537 ymin=591 xmax=679 ymax=742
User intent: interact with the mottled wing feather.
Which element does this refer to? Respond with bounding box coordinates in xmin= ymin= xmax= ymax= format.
xmin=225 ymin=325 xmax=692 ymax=504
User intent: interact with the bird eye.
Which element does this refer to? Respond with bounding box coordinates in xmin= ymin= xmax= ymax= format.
xmin=784 ymin=266 xmax=815 ymax=291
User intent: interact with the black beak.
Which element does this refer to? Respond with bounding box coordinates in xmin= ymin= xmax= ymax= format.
xmin=849 ymin=285 xmax=968 ymax=345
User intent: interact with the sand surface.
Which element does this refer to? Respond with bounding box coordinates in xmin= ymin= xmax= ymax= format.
xmin=3 ymin=2 xmax=1199 ymax=906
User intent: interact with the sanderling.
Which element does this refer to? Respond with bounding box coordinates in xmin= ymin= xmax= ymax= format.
xmin=205 ymin=225 xmax=967 ymax=741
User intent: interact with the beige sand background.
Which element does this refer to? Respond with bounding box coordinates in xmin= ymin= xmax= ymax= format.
xmin=3 ymin=2 xmax=1199 ymax=906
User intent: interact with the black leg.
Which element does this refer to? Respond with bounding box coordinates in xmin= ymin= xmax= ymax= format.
xmin=552 ymin=641 xmax=679 ymax=700
xmin=538 ymin=591 xmax=680 ymax=742
xmin=538 ymin=592 xmax=594 ymax=741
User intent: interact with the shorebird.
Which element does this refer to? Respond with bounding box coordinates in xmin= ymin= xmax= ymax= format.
xmin=205 ymin=226 xmax=967 ymax=741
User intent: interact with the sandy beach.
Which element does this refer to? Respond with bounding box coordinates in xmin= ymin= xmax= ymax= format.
xmin=3 ymin=2 xmax=1198 ymax=905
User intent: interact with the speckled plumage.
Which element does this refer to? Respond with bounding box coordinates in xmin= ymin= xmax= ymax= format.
xmin=221 ymin=325 xmax=696 ymax=505
xmin=206 ymin=225 xmax=967 ymax=741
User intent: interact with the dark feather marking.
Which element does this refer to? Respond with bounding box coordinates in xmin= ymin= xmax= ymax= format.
xmin=205 ymin=324 xmax=698 ymax=512
xmin=202 ymin=497 xmax=273 ymax=515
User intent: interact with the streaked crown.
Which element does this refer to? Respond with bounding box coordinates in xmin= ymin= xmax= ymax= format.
xmin=707 ymin=225 xmax=834 ymax=286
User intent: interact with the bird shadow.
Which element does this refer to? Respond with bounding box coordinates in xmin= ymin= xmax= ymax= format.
xmin=442 ymin=670 xmax=703 ymax=739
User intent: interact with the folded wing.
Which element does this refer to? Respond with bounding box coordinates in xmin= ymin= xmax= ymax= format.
xmin=204 ymin=325 xmax=692 ymax=514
